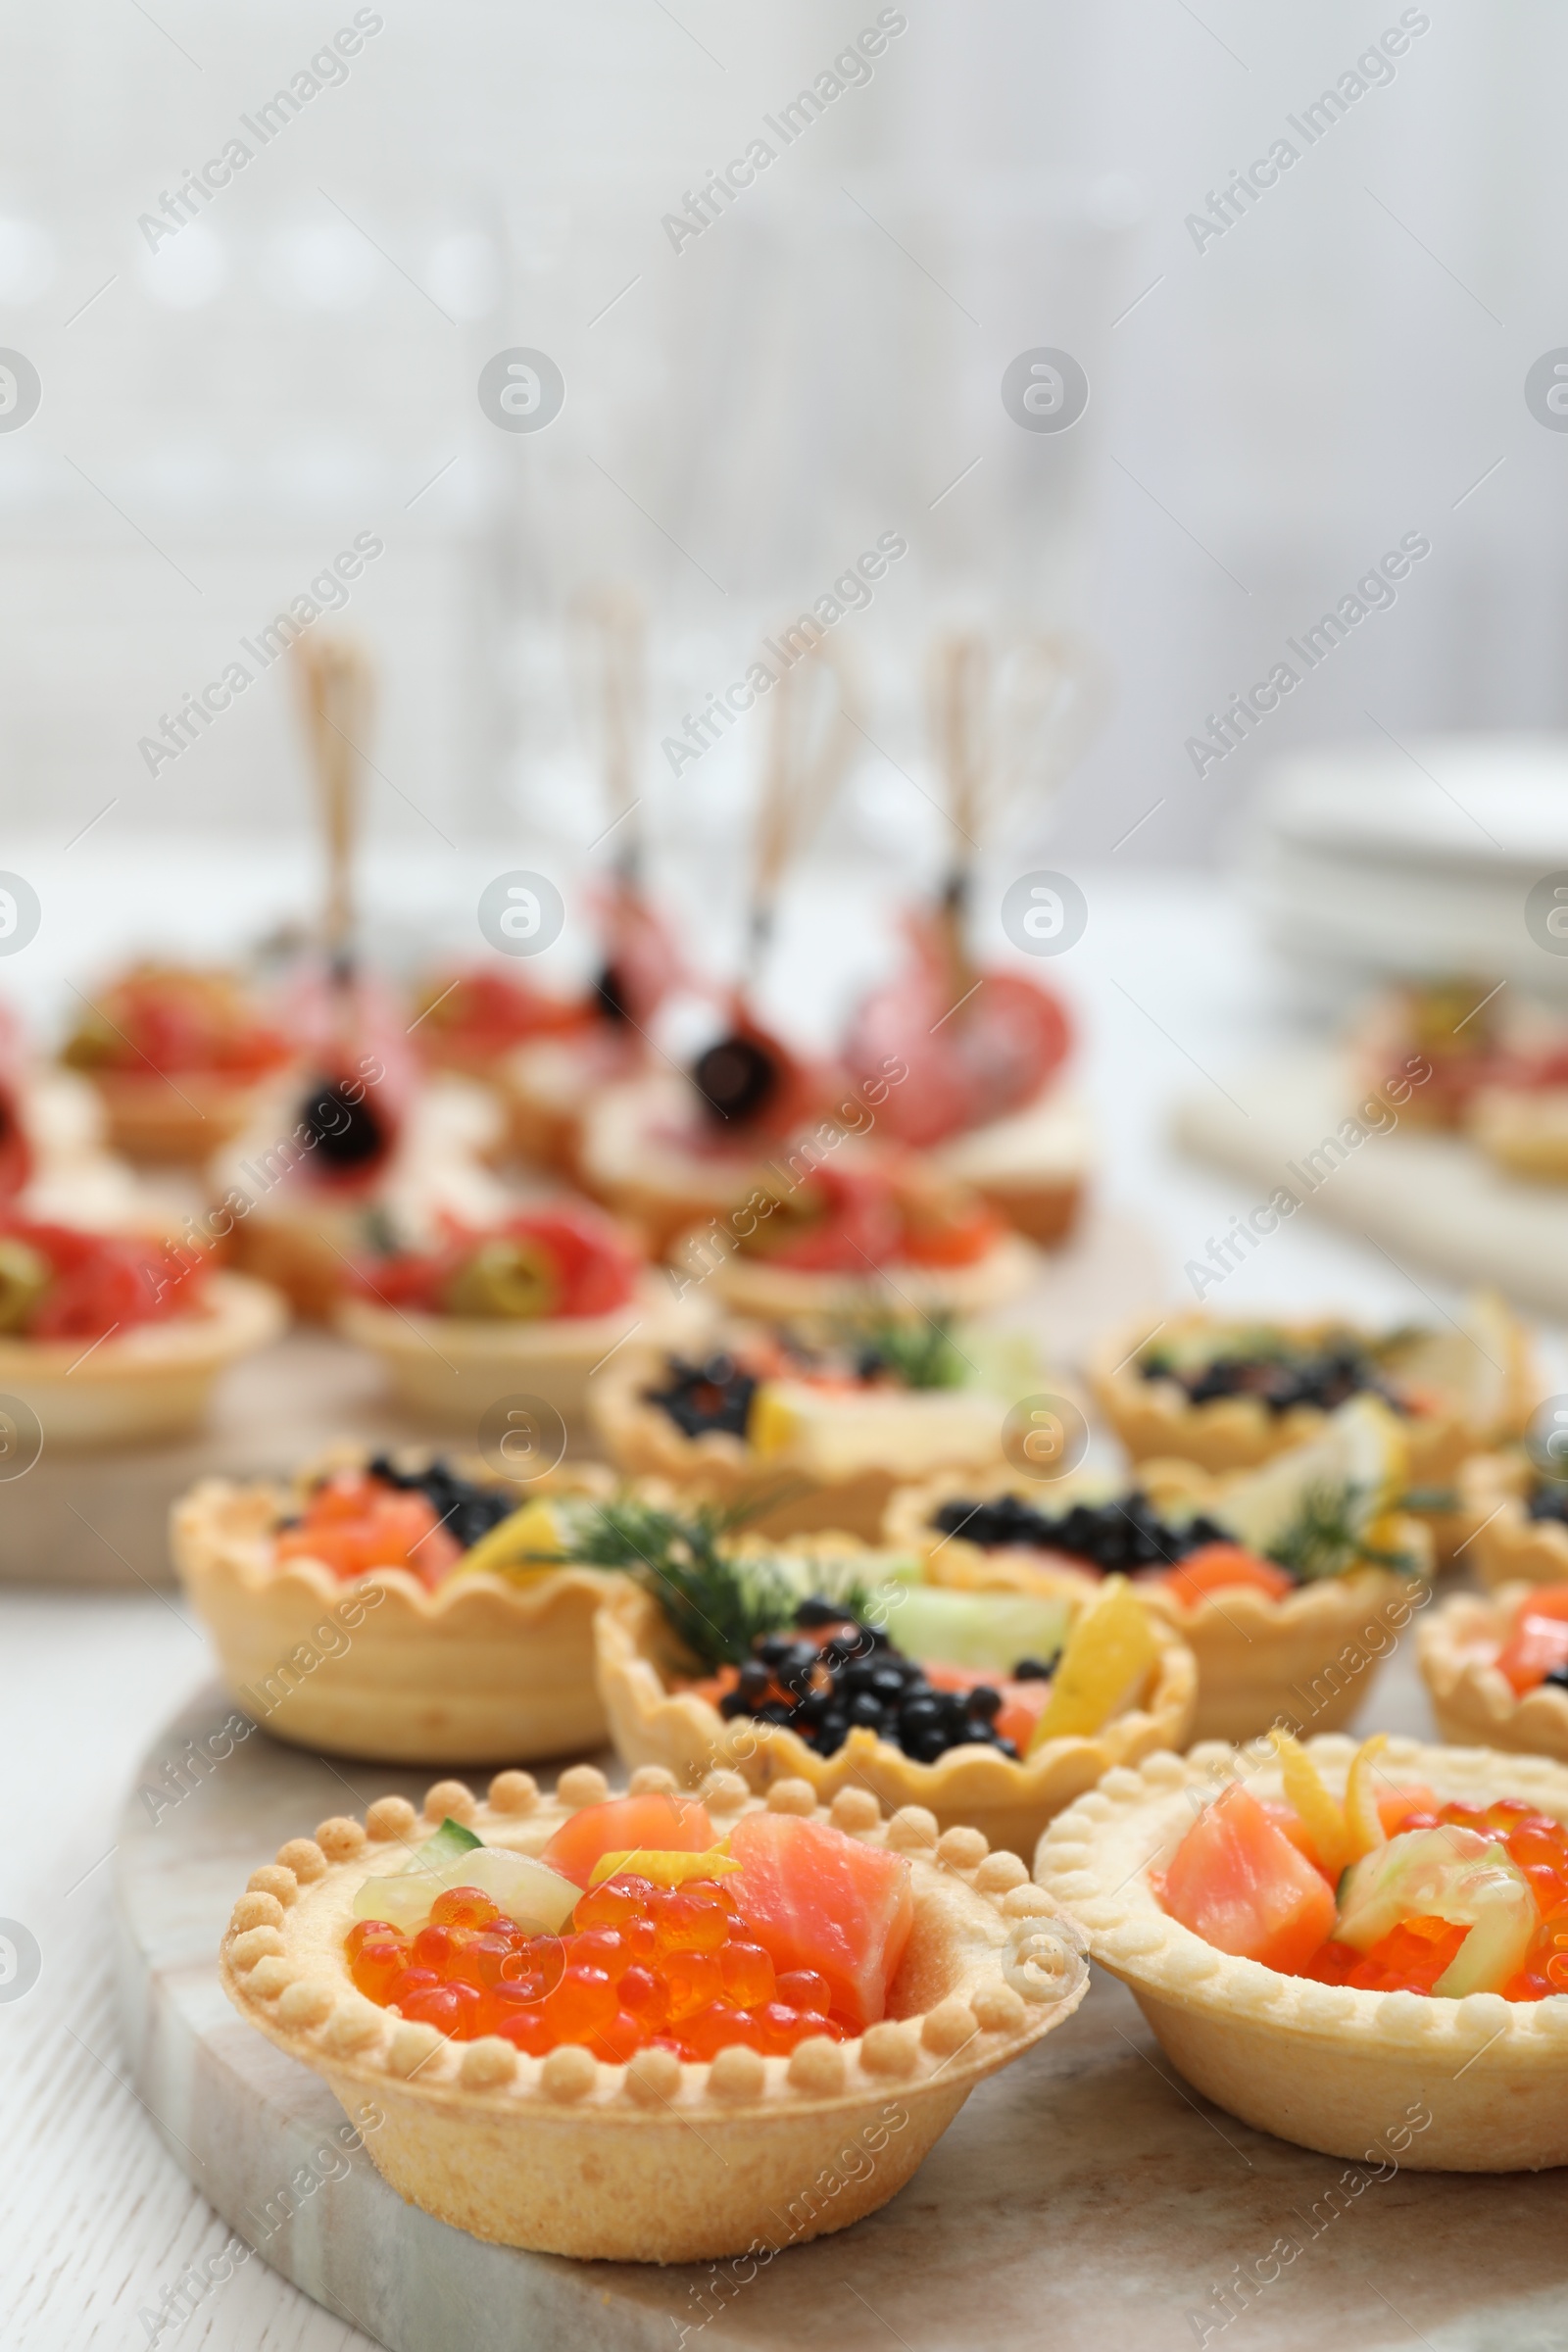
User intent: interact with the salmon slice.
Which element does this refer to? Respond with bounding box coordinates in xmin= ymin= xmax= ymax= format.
xmin=1160 ymin=1783 xmax=1336 ymax=1974
xmin=728 ymin=1812 xmax=915 ymax=2034
xmin=540 ymin=1791 xmax=716 ymax=1889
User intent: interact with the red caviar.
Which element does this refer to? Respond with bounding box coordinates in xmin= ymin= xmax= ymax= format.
xmin=345 ymin=1878 xmax=850 ymax=2061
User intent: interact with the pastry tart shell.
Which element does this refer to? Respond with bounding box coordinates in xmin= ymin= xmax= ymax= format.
xmin=1457 ymin=1451 xmax=1568 ymax=1592
xmin=1468 ymin=1083 xmax=1568 ymax=1183
xmin=585 ymin=1351 xmax=1004 ymax=1544
xmin=0 ymin=1270 xmax=285 ymax=1449
xmin=1418 ymin=1583 xmax=1568 ymax=1761
xmin=220 ymin=1767 xmax=1086 ymax=2263
xmin=1087 ymin=1307 xmax=1536 ymax=1486
xmin=82 ymin=1066 xmax=277 ymax=1165
xmin=172 ymin=1462 xmax=617 ymax=1764
xmin=594 ymin=1579 xmax=1196 ymax=1859
xmin=1036 ymin=1734 xmax=1568 ymax=2170
xmin=336 ymin=1272 xmax=701 ymax=1430
xmin=886 ymin=1462 xmax=1433 ymax=1744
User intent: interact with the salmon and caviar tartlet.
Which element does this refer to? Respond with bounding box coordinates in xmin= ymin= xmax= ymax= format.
xmin=1419 ymin=1582 xmax=1568 ymax=1764
xmin=172 ymin=1451 xmax=617 ymax=1764
xmin=220 ymin=1765 xmax=1086 ymax=2262
xmin=336 ymin=1201 xmax=699 ymax=1428
xmin=889 ymin=1397 xmax=1433 ymax=1743
xmin=0 ymin=1215 xmax=282 ymax=1448
xmin=1038 ymin=1732 xmax=1568 ymax=2170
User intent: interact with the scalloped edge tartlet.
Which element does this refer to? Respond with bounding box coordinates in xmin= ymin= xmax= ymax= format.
xmin=1035 ymin=1734 xmax=1568 ymax=2170
xmin=585 ymin=1348 xmax=1009 ymax=1544
xmin=83 ymin=1065 xmax=283 ymax=1165
xmin=335 ymin=1271 xmax=702 ymax=1430
xmin=885 ymin=1459 xmax=1433 ymax=1744
xmin=593 ymin=1578 xmax=1196 ymax=1859
xmin=1468 ymin=1083 xmax=1568 ymax=1183
xmin=1087 ymin=1305 xmax=1536 ymax=1483
xmin=1418 ymin=1583 xmax=1568 ymax=1761
xmin=1458 ymin=1451 xmax=1568 ymax=1592
xmin=927 ymin=1085 xmax=1091 ymax=1246
xmin=0 ymin=1270 xmax=285 ymax=1449
xmin=219 ymin=1762 xmax=1086 ymax=2263
xmin=172 ymin=1459 xmax=618 ymax=1764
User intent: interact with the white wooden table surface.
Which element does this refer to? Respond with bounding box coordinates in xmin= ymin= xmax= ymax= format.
xmin=2 ymin=874 xmax=1548 ymax=2352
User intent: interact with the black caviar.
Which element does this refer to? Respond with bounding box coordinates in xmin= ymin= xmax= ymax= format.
xmin=931 ymin=1489 xmax=1234 ymax=1573
xmin=644 ymin=1353 xmax=758 ymax=1440
xmin=1141 ymin=1342 xmax=1404 ymax=1418
xmin=715 ymin=1597 xmax=1039 ymax=1764
xmin=365 ymin=1455 xmax=514 ymax=1550
xmin=1528 ymin=1484 xmax=1568 ymax=1527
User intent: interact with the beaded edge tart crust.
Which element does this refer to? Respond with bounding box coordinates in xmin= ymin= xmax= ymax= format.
xmin=1458 ymin=1452 xmax=1568 ymax=1592
xmin=1086 ymin=1304 xmax=1535 ymax=1482
xmin=585 ymin=1350 xmax=1006 ymax=1544
xmin=1418 ymin=1586 xmax=1568 ymax=1762
xmin=172 ymin=1462 xmax=616 ymax=1765
xmin=885 ymin=1461 xmax=1432 ymax=1746
xmin=0 ymin=1270 xmax=284 ymax=1448
xmin=595 ymin=1579 xmax=1197 ymax=1859
xmin=1035 ymin=1734 xmax=1568 ymax=2171
xmin=220 ymin=1765 xmax=1083 ymax=2263
xmin=336 ymin=1272 xmax=698 ymax=1430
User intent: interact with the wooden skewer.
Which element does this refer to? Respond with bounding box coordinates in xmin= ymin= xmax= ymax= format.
xmin=748 ymin=636 xmax=860 ymax=972
xmin=572 ymin=586 xmax=646 ymax=884
xmin=293 ymin=635 xmax=375 ymax=988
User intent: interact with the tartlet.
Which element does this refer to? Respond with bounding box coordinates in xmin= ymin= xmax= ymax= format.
xmin=1035 ymin=1734 xmax=1568 ymax=2170
xmin=1418 ymin=1584 xmax=1568 ymax=1761
xmin=59 ymin=961 xmax=295 ymax=1164
xmin=594 ymin=1576 xmax=1196 ymax=1858
xmin=586 ymin=1322 xmax=1036 ymax=1543
xmin=887 ymin=1416 xmax=1433 ymax=1744
xmin=0 ymin=1268 xmax=283 ymax=1448
xmin=707 ymin=1226 xmax=1037 ymax=1324
xmin=219 ymin=1765 xmax=1087 ymax=2262
xmin=1457 ymin=1449 xmax=1568 ymax=1592
xmin=1088 ymin=1298 xmax=1535 ymax=1484
xmin=172 ymin=1457 xmax=616 ymax=1763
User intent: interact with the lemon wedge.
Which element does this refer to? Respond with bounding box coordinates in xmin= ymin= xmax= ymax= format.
xmin=1344 ymin=1732 xmax=1391 ymax=1861
xmin=1029 ymin=1577 xmax=1158 ymax=1748
xmin=458 ymin=1497 xmax=566 ymax=1580
xmin=1270 ymin=1729 xmax=1349 ymax=1876
xmin=587 ymin=1842 xmax=740 ymax=1888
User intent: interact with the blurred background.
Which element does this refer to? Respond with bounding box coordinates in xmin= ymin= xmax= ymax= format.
xmin=2 ymin=0 xmax=1560 ymax=902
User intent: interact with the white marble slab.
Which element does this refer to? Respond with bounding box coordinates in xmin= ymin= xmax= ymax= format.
xmin=114 ymin=1678 xmax=1568 ymax=2352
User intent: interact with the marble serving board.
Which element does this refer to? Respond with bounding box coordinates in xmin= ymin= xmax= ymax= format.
xmin=1174 ymin=1047 xmax=1568 ymax=1319
xmin=114 ymin=1678 xmax=1568 ymax=2352
xmin=3 ymin=1206 xmax=1164 ymax=1592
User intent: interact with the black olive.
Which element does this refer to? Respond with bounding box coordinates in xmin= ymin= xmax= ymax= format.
xmin=594 ymin=961 xmax=629 ymax=1023
xmin=693 ymin=1033 xmax=778 ymax=1126
xmin=299 ymin=1076 xmax=390 ymax=1173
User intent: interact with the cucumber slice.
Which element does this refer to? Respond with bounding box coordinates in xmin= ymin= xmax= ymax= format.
xmin=352 ymin=1845 xmax=579 ymax=1936
xmin=1335 ymin=1825 xmax=1538 ymax=1995
xmin=413 ymin=1816 xmax=483 ymax=1869
xmin=879 ymin=1585 xmax=1072 ymax=1675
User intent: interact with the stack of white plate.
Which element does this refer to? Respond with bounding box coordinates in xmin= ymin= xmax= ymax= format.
xmin=1244 ymin=733 xmax=1568 ymax=1008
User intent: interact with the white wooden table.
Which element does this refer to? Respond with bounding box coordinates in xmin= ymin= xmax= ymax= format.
xmin=3 ymin=875 xmax=1550 ymax=2352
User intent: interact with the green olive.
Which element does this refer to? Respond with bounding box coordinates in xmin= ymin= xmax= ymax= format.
xmin=444 ymin=1237 xmax=560 ymax=1322
xmin=60 ymin=1007 xmax=118 ymax=1070
xmin=0 ymin=1238 xmax=51 ymax=1333
xmin=734 ymin=1177 xmax=827 ymax=1258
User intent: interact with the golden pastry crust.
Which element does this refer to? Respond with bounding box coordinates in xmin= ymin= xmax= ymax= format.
xmin=1418 ymin=1584 xmax=1568 ymax=1760
xmin=220 ymin=1768 xmax=1087 ymax=2263
xmin=594 ymin=1579 xmax=1196 ymax=1859
xmin=84 ymin=1066 xmax=278 ymax=1165
xmin=0 ymin=1271 xmax=285 ymax=1449
xmin=886 ymin=1460 xmax=1433 ymax=1745
xmin=1468 ymin=1083 xmax=1568 ymax=1182
xmin=575 ymin=1073 xmax=771 ymax=1254
xmin=336 ymin=1272 xmax=701 ymax=1430
xmin=172 ymin=1460 xmax=617 ymax=1764
xmin=1087 ymin=1304 xmax=1536 ymax=1483
xmin=1459 ymin=1451 xmax=1568 ymax=1592
xmin=928 ymin=1087 xmax=1090 ymax=1246
xmin=1035 ymin=1735 xmax=1568 ymax=2170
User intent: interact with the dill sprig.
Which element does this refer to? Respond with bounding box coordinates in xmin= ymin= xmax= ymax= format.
xmin=1265 ymin=1480 xmax=1420 ymax=1584
xmin=850 ymin=1312 xmax=964 ymax=1391
xmin=559 ymin=1495 xmax=800 ymax=1672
